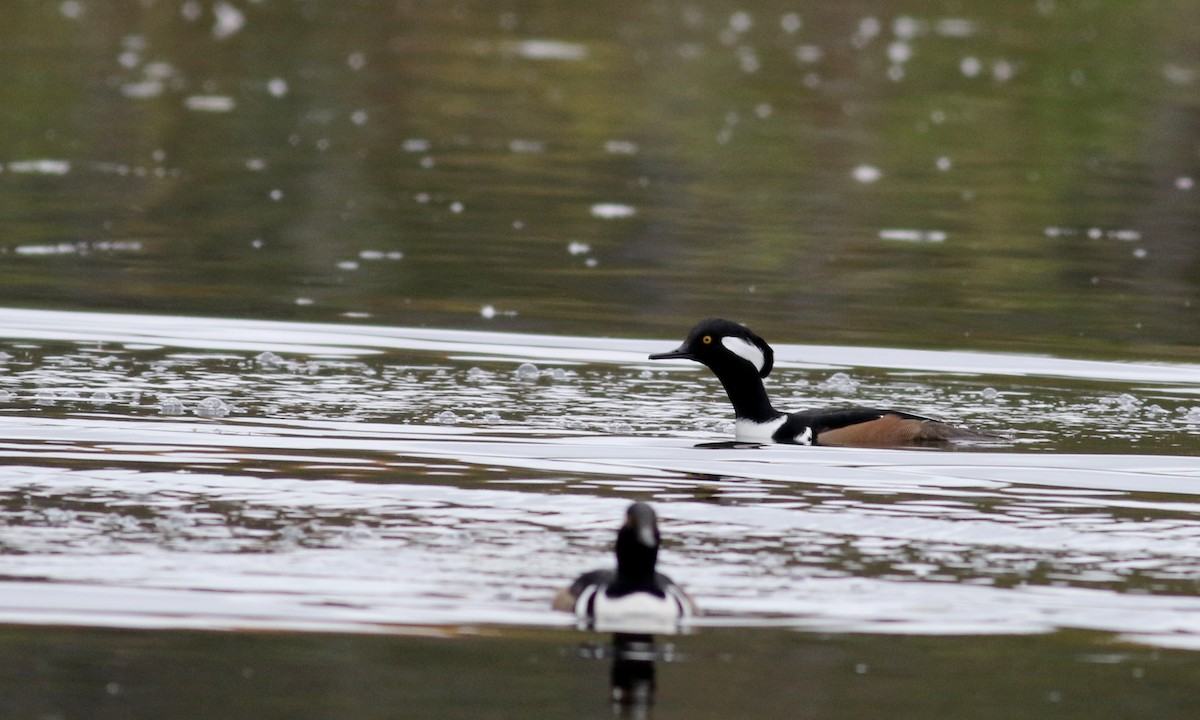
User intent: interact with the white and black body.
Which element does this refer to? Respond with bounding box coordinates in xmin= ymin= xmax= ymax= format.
xmin=650 ymin=318 xmax=1000 ymax=447
xmin=553 ymin=502 xmax=695 ymax=632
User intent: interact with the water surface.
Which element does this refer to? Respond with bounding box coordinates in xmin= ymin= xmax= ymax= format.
xmin=4 ymin=0 xmax=1200 ymax=716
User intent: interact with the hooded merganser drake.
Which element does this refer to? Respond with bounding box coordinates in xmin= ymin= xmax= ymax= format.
xmin=650 ymin=318 xmax=1001 ymax=447
xmin=553 ymin=502 xmax=695 ymax=631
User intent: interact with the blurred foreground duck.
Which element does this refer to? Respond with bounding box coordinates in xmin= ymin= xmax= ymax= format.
xmin=650 ymin=318 xmax=1002 ymax=448
xmin=553 ymin=502 xmax=695 ymax=632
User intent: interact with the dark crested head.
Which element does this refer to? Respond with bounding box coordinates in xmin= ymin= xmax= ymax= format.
xmin=649 ymin=318 xmax=774 ymax=378
xmin=615 ymin=501 xmax=660 ymax=579
xmin=623 ymin=501 xmax=660 ymax=549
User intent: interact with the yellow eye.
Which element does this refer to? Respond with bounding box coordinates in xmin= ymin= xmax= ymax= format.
xmin=702 ymin=335 xmax=713 ymax=344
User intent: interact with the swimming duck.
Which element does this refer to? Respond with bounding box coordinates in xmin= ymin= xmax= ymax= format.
xmin=650 ymin=317 xmax=999 ymax=447
xmin=553 ymin=502 xmax=695 ymax=631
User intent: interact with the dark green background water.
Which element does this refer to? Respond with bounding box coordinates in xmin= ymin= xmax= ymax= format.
xmin=4 ymin=0 xmax=1200 ymax=358
xmin=4 ymin=625 xmax=1197 ymax=720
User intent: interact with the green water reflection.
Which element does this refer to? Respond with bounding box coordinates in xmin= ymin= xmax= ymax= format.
xmin=2 ymin=624 xmax=1197 ymax=720
xmin=1 ymin=1 xmax=1199 ymax=359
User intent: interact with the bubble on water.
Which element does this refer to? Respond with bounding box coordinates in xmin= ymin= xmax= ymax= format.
xmin=960 ymin=56 xmax=982 ymax=78
xmin=585 ymin=257 xmax=599 ymax=267
xmin=1132 ymin=248 xmax=1148 ymax=259
xmin=449 ymin=202 xmax=464 ymax=214
xmin=60 ymin=389 xmax=81 ymax=400
xmin=603 ymin=140 xmax=638 ymax=155
xmin=1100 ymin=393 xmax=1141 ymax=412
xmin=0 ymin=351 xmax=11 ymax=362
xmin=887 ymin=41 xmax=912 ymax=64
xmin=89 ymin=391 xmax=112 ymax=405
xmin=347 ymin=52 xmax=366 ymax=71
xmin=269 ymin=189 xmax=284 ymax=201
xmin=509 ymin=139 xmax=545 ymax=154
xmin=60 ymin=0 xmax=83 ymax=19
xmin=43 ymin=507 xmax=77 ymax=527
xmin=852 ymin=165 xmax=882 ymax=183
xmin=184 ymin=96 xmax=236 ymax=112
xmin=795 ymin=45 xmax=822 ymax=63
xmin=590 ymin=203 xmax=636 ymax=219
xmin=180 ymin=0 xmax=202 ymax=22
xmin=1162 ymin=64 xmax=1194 ymax=85
xmin=893 ymin=16 xmax=921 ymax=39
xmin=256 ymin=351 xmax=285 ymax=367
xmin=981 ymin=387 xmax=999 ymax=400
xmin=820 ymin=372 xmax=859 ymax=393
xmin=156 ymin=511 xmax=194 ymax=534
xmin=294 ymin=297 xmax=313 ymax=306
xmin=338 ymin=524 xmax=376 ymax=545
xmin=936 ymin=18 xmax=976 ymax=37
xmin=879 ymin=228 xmax=946 ymax=243
xmin=1175 ymin=176 xmax=1194 ymax=190
xmin=480 ymin=304 xmax=516 ymax=319
xmin=515 ymin=362 xmax=540 ymax=380
xmin=482 ymin=412 xmax=502 ymax=424
xmin=992 ymin=60 xmax=1015 ymax=82
xmin=267 ymin=77 xmax=288 ymax=97
xmin=359 ymin=249 xmax=404 ymax=261
xmin=212 ymin=1 xmax=245 ymax=40
xmin=402 ymin=138 xmax=430 ymax=153
xmin=510 ymin=40 xmax=588 ymax=62
xmin=8 ymin=160 xmax=70 ymax=175
xmin=936 ymin=156 xmax=952 ymax=171
xmin=1108 ymin=229 xmax=1141 ymax=241
xmin=35 ymin=389 xmax=56 ymax=405
xmin=195 ymin=397 xmax=231 ymax=418
xmin=567 ymin=241 xmax=591 ymax=255
xmin=435 ymin=409 xmax=459 ymax=424
xmin=0 ymin=390 xmax=12 ymax=402
xmin=351 ymin=110 xmax=368 ymax=126
xmin=466 ymin=367 xmax=488 ymax=381
xmin=729 ymin=11 xmax=753 ymax=33
xmin=336 ymin=260 xmax=359 ymax=271
xmin=853 ymin=17 xmax=881 ymax=47
xmin=737 ymin=47 xmax=761 ymax=74
xmin=121 ymin=80 xmax=164 ymax=98
xmin=549 ymin=368 xmax=570 ymax=381
xmin=159 ymin=395 xmax=185 ymax=416
xmin=781 ymin=12 xmax=802 ymax=33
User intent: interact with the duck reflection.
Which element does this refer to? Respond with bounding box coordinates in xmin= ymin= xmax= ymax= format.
xmin=578 ymin=632 xmax=677 ymax=716
xmin=608 ymin=632 xmax=661 ymax=712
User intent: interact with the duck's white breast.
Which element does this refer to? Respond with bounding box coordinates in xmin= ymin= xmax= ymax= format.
xmin=734 ymin=416 xmax=786 ymax=442
xmin=580 ymin=588 xmax=687 ymax=633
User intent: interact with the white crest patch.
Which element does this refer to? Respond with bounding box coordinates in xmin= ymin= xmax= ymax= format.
xmin=721 ymin=336 xmax=765 ymax=372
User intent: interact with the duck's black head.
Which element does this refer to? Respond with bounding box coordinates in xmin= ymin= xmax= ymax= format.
xmin=649 ymin=318 xmax=774 ymax=379
xmin=615 ymin=501 xmax=660 ymax=580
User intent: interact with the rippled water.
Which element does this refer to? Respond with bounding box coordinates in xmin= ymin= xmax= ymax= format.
xmin=3 ymin=307 xmax=1200 ymax=654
